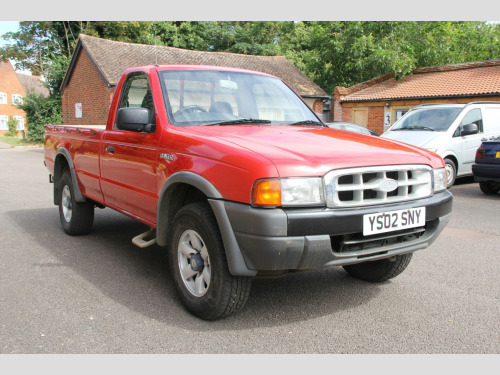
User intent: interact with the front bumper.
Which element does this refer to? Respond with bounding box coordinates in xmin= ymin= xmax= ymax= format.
xmin=216 ymin=191 xmax=452 ymax=275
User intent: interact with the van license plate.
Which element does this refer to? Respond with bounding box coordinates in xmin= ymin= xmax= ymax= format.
xmin=363 ymin=207 xmax=426 ymax=236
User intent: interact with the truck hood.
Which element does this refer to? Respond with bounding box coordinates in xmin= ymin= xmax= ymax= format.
xmin=189 ymin=125 xmax=443 ymax=176
xmin=381 ymin=130 xmax=444 ymax=149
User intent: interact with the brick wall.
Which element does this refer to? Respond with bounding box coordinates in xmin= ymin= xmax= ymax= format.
xmin=62 ymin=49 xmax=115 ymax=125
xmin=368 ymin=106 xmax=385 ymax=135
xmin=0 ymin=61 xmax=27 ymax=137
xmin=312 ymin=99 xmax=323 ymax=113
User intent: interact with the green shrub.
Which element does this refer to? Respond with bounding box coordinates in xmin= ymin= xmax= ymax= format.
xmin=18 ymin=94 xmax=62 ymax=143
xmin=6 ymin=116 xmax=18 ymax=137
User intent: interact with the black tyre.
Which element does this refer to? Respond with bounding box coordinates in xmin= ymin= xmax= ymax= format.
xmin=58 ymin=171 xmax=94 ymax=235
xmin=342 ymin=253 xmax=413 ymax=282
xmin=444 ymin=158 xmax=457 ymax=188
xmin=168 ymin=202 xmax=251 ymax=320
xmin=479 ymin=181 xmax=500 ymax=195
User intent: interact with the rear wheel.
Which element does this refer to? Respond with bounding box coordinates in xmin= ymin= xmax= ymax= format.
xmin=444 ymin=158 xmax=457 ymax=188
xmin=479 ymin=181 xmax=500 ymax=195
xmin=58 ymin=171 xmax=94 ymax=235
xmin=343 ymin=253 xmax=413 ymax=282
xmin=168 ymin=202 xmax=251 ymax=320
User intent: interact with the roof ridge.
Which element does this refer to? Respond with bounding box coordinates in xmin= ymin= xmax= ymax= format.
xmin=336 ymin=59 xmax=500 ymax=99
xmin=413 ymin=59 xmax=500 ymax=74
xmin=78 ymin=33 xmax=288 ymax=60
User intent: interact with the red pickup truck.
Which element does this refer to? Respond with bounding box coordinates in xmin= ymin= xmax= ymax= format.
xmin=44 ymin=64 xmax=452 ymax=320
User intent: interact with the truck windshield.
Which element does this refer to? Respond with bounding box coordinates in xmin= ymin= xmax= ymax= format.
xmin=158 ymin=69 xmax=321 ymax=127
xmin=391 ymin=107 xmax=462 ymax=132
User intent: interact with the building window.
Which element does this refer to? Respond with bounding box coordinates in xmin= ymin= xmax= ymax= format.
xmin=12 ymin=94 xmax=23 ymax=105
xmin=394 ymin=108 xmax=409 ymax=122
xmin=0 ymin=115 xmax=8 ymax=130
xmin=14 ymin=116 xmax=25 ymax=131
xmin=0 ymin=92 xmax=7 ymax=105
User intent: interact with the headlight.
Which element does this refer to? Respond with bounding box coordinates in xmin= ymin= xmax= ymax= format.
xmin=253 ymin=178 xmax=325 ymax=207
xmin=433 ymin=168 xmax=447 ymax=192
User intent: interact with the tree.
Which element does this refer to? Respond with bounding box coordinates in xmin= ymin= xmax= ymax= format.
xmin=2 ymin=21 xmax=500 ymax=102
xmin=293 ymin=21 xmax=500 ymax=93
xmin=0 ymin=22 xmax=60 ymax=77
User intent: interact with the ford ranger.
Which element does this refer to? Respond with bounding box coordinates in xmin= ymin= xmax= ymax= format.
xmin=44 ymin=64 xmax=453 ymax=320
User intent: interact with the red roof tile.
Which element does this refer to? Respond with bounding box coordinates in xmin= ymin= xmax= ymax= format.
xmin=340 ymin=60 xmax=500 ymax=102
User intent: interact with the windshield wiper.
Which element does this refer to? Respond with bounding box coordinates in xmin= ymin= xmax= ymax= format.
xmin=290 ymin=120 xmax=324 ymax=126
xmin=393 ymin=126 xmax=435 ymax=131
xmin=206 ymin=118 xmax=271 ymax=126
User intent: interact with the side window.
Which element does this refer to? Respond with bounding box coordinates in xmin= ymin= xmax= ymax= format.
xmin=482 ymin=107 xmax=500 ymax=132
xmin=0 ymin=115 xmax=8 ymax=130
xmin=12 ymin=94 xmax=23 ymax=105
xmin=117 ymin=73 xmax=155 ymax=128
xmin=460 ymin=108 xmax=483 ymax=132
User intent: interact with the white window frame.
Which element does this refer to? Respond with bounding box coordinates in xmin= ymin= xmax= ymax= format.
xmin=0 ymin=92 xmax=7 ymax=105
xmin=394 ymin=108 xmax=410 ymax=122
xmin=12 ymin=94 xmax=23 ymax=105
xmin=0 ymin=115 xmax=8 ymax=130
xmin=14 ymin=116 xmax=25 ymax=131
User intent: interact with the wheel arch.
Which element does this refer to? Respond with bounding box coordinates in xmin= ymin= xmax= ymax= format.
xmin=156 ymin=172 xmax=256 ymax=277
xmin=156 ymin=171 xmax=222 ymax=247
xmin=53 ymin=148 xmax=86 ymax=205
xmin=442 ymin=153 xmax=459 ymax=173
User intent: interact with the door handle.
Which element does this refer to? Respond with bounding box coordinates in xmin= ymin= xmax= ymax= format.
xmin=106 ymin=145 xmax=115 ymax=153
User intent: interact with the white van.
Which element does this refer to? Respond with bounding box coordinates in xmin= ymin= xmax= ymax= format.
xmin=382 ymin=102 xmax=500 ymax=187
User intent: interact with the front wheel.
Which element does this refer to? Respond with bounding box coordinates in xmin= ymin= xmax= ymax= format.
xmin=444 ymin=158 xmax=457 ymax=188
xmin=168 ymin=202 xmax=251 ymax=320
xmin=58 ymin=171 xmax=94 ymax=235
xmin=342 ymin=253 xmax=413 ymax=282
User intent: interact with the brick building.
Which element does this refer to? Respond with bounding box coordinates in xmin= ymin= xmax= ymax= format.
xmin=333 ymin=59 xmax=500 ymax=135
xmin=0 ymin=60 xmax=49 ymax=137
xmin=60 ymin=34 xmax=329 ymax=125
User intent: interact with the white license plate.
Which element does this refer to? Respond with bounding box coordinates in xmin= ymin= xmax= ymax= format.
xmin=363 ymin=207 xmax=426 ymax=236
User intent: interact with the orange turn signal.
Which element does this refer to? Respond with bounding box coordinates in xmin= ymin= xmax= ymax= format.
xmin=253 ymin=179 xmax=281 ymax=206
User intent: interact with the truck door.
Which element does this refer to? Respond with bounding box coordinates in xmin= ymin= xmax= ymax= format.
xmin=100 ymin=72 xmax=160 ymax=225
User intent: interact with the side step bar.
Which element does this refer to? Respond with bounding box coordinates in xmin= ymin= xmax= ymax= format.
xmin=132 ymin=228 xmax=157 ymax=248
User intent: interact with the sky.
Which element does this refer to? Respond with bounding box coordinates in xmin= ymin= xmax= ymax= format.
xmin=0 ymin=21 xmax=19 ymax=47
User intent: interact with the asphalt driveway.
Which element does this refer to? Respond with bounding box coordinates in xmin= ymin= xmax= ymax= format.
xmin=0 ymin=147 xmax=498 ymax=356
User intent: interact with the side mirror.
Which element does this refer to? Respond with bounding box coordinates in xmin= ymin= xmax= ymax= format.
xmin=116 ymin=107 xmax=154 ymax=133
xmin=461 ymin=123 xmax=479 ymax=136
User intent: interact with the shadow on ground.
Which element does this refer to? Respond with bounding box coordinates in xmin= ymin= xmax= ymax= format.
xmin=6 ymin=207 xmax=384 ymax=330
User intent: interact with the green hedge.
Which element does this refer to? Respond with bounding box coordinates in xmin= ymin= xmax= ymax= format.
xmin=18 ymin=94 xmax=62 ymax=143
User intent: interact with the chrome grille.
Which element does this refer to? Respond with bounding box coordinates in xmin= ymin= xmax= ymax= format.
xmin=324 ymin=165 xmax=433 ymax=208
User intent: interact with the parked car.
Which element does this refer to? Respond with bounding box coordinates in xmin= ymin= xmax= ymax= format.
xmin=472 ymin=136 xmax=500 ymax=194
xmin=381 ymin=102 xmax=500 ymax=187
xmin=327 ymin=121 xmax=379 ymax=136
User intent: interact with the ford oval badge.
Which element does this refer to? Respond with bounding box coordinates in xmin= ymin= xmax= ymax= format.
xmin=378 ymin=179 xmax=399 ymax=193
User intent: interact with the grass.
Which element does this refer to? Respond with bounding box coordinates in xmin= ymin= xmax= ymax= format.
xmin=1 ymin=136 xmax=23 ymax=147
xmin=1 ymin=136 xmax=41 ymax=147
